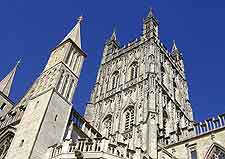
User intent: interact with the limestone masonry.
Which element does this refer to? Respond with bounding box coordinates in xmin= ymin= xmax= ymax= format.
xmin=0 ymin=9 xmax=224 ymax=159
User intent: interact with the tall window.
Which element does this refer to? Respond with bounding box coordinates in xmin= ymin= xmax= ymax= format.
xmin=130 ymin=62 xmax=138 ymax=80
xmin=56 ymin=70 xmax=64 ymax=91
xmin=205 ymin=144 xmax=225 ymax=159
xmin=65 ymin=48 xmax=72 ymax=64
xmin=124 ymin=107 xmax=134 ymax=131
xmin=112 ymin=71 xmax=119 ymax=89
xmin=61 ymin=75 xmax=69 ymax=95
xmin=66 ymin=79 xmax=74 ymax=100
xmin=103 ymin=115 xmax=112 ymax=135
xmin=73 ymin=55 xmax=81 ymax=72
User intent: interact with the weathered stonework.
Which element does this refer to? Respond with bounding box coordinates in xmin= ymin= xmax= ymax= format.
xmin=0 ymin=10 xmax=224 ymax=159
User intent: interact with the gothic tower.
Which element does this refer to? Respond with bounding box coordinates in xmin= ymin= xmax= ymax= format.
xmin=85 ymin=10 xmax=193 ymax=159
xmin=5 ymin=16 xmax=86 ymax=159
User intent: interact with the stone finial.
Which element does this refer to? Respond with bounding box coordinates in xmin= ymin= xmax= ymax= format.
xmin=77 ymin=16 xmax=83 ymax=24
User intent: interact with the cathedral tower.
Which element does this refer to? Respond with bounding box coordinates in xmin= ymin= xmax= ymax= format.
xmin=5 ymin=17 xmax=86 ymax=159
xmin=85 ymin=9 xmax=193 ymax=159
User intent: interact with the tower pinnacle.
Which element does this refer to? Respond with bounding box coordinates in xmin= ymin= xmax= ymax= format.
xmin=147 ymin=8 xmax=154 ymax=18
xmin=0 ymin=60 xmax=20 ymax=97
xmin=143 ymin=8 xmax=159 ymax=39
xmin=110 ymin=29 xmax=117 ymax=41
xmin=77 ymin=16 xmax=83 ymax=24
xmin=172 ymin=40 xmax=178 ymax=52
xmin=145 ymin=7 xmax=158 ymax=23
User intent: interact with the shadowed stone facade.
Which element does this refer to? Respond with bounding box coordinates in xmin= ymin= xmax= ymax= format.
xmin=0 ymin=9 xmax=224 ymax=159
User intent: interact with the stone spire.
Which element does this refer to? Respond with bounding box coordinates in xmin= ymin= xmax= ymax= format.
xmin=0 ymin=60 xmax=20 ymax=97
xmin=147 ymin=8 xmax=154 ymax=18
xmin=145 ymin=8 xmax=158 ymax=23
xmin=172 ymin=40 xmax=179 ymax=53
xmin=171 ymin=40 xmax=184 ymax=67
xmin=60 ymin=16 xmax=83 ymax=49
xmin=110 ymin=29 xmax=117 ymax=41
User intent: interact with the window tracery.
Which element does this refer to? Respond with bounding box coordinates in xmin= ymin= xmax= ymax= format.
xmin=130 ymin=62 xmax=138 ymax=80
xmin=207 ymin=144 xmax=225 ymax=159
xmin=111 ymin=71 xmax=119 ymax=89
xmin=0 ymin=135 xmax=14 ymax=158
xmin=124 ymin=106 xmax=134 ymax=131
xmin=102 ymin=115 xmax=112 ymax=136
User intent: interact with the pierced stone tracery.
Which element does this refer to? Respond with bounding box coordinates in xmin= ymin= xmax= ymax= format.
xmin=206 ymin=144 xmax=225 ymax=159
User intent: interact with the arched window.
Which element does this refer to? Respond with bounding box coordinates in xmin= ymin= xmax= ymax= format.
xmin=130 ymin=62 xmax=138 ymax=80
xmin=111 ymin=71 xmax=119 ymax=89
xmin=124 ymin=107 xmax=134 ymax=131
xmin=205 ymin=143 xmax=225 ymax=159
xmin=102 ymin=115 xmax=112 ymax=135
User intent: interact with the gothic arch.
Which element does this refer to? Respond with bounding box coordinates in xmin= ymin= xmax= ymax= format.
xmin=121 ymin=96 xmax=136 ymax=113
xmin=0 ymin=126 xmax=15 ymax=158
xmin=110 ymin=62 xmax=120 ymax=75
xmin=110 ymin=71 xmax=120 ymax=90
xmin=100 ymin=103 xmax=113 ymax=127
xmin=204 ymin=142 xmax=225 ymax=159
xmin=127 ymin=54 xmax=139 ymax=68
xmin=121 ymin=105 xmax=135 ymax=132
xmin=101 ymin=114 xmax=113 ymax=137
xmin=127 ymin=61 xmax=138 ymax=81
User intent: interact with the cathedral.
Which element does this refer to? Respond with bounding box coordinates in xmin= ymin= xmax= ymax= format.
xmin=0 ymin=9 xmax=224 ymax=159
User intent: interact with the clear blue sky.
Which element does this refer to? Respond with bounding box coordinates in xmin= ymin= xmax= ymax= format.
xmin=0 ymin=0 xmax=225 ymax=122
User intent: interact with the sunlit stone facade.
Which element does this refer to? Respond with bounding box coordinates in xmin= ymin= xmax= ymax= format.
xmin=0 ymin=10 xmax=224 ymax=159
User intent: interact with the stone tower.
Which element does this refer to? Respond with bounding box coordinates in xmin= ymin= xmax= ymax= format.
xmin=5 ymin=16 xmax=86 ymax=159
xmin=85 ymin=10 xmax=194 ymax=159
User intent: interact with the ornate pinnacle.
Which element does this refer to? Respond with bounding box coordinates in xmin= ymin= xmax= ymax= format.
xmin=77 ymin=16 xmax=83 ymax=24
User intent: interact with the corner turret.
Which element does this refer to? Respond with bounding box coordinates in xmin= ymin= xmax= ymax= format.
xmin=143 ymin=8 xmax=159 ymax=40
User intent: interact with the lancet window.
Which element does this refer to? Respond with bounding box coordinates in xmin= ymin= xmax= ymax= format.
xmin=124 ymin=106 xmax=134 ymax=131
xmin=61 ymin=75 xmax=69 ymax=95
xmin=56 ymin=70 xmax=65 ymax=91
xmin=130 ymin=62 xmax=138 ymax=80
xmin=111 ymin=71 xmax=119 ymax=89
xmin=206 ymin=144 xmax=225 ymax=159
xmin=102 ymin=115 xmax=112 ymax=135
xmin=66 ymin=79 xmax=74 ymax=100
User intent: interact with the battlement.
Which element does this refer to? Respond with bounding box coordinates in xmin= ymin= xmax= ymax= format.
xmin=161 ymin=113 xmax=225 ymax=146
xmin=194 ymin=113 xmax=225 ymax=135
